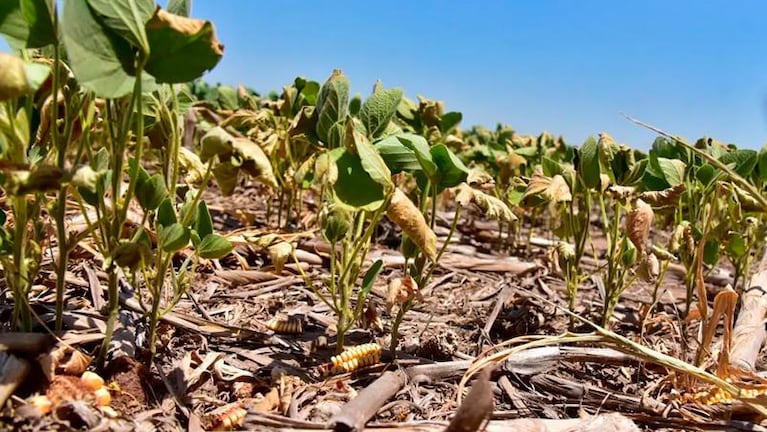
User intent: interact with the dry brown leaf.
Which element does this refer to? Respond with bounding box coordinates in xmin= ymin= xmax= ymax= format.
xmin=626 ymin=199 xmax=654 ymax=255
xmin=146 ymin=9 xmax=224 ymax=56
xmin=455 ymin=184 xmax=517 ymax=223
xmin=178 ymin=147 xmax=206 ymax=184
xmin=466 ymin=169 xmax=495 ymax=190
xmin=385 ymin=276 xmax=420 ymax=311
xmin=547 ymin=175 xmax=572 ymax=202
xmin=637 ymin=253 xmax=660 ymax=282
xmin=39 ymin=344 xmax=93 ymax=381
xmin=639 ymin=183 xmax=686 ymax=207
xmin=386 ymin=189 xmax=437 ymax=261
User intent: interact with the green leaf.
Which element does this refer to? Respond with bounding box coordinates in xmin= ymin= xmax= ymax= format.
xmin=331 ymin=147 xmax=385 ymax=211
xmin=85 ymin=0 xmax=154 ymax=54
xmin=0 ymin=0 xmax=56 ymax=49
xmin=651 ymin=137 xmax=680 ymax=160
xmin=440 ymin=111 xmax=462 ymax=133
xmin=195 ymin=201 xmax=213 ymax=238
xmin=719 ymin=149 xmax=757 ymax=178
xmin=578 ymin=136 xmax=600 ymax=189
xmin=299 ymin=80 xmax=320 ymax=106
xmin=397 ymin=133 xmax=437 ymax=178
xmin=758 ymin=146 xmax=767 ymax=182
xmin=430 ymin=144 xmax=469 ymax=189
xmin=349 ymin=93 xmax=362 ymax=116
xmin=541 ymin=156 xmax=564 ymax=178
xmin=157 ymin=198 xmax=177 ymax=227
xmin=136 ymin=173 xmax=168 ymax=211
xmin=166 ymin=0 xmax=191 ymax=16
xmin=695 ymin=164 xmax=716 ymax=186
xmin=375 ymin=136 xmax=422 ymax=173
xmin=346 ymin=117 xmax=392 ymax=189
xmin=159 ymin=222 xmax=190 ymax=252
xmin=359 ymin=87 xmax=403 ymax=139
xmin=215 ymin=85 xmax=238 ymax=110
xmin=359 ymin=259 xmax=383 ymax=302
xmin=727 ymin=232 xmax=747 ymax=259
xmin=197 ymin=233 xmax=232 ymax=259
xmin=655 ymin=157 xmax=685 ymax=187
xmin=703 ymin=240 xmax=720 ymax=266
xmin=145 ymin=8 xmax=224 ymax=83
xmin=61 ymin=0 xmax=139 ymax=98
xmin=315 ymin=70 xmax=349 ymax=147
xmin=112 ymin=241 xmax=149 ymax=269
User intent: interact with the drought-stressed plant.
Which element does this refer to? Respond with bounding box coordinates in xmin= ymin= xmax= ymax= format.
xmin=0 ymin=0 xmax=234 ymax=361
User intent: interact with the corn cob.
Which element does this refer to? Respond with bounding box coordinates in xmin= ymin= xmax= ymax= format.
xmin=208 ymin=402 xmax=247 ymax=431
xmin=688 ymin=385 xmax=767 ymax=405
xmin=320 ymin=343 xmax=382 ymax=376
xmin=265 ymin=316 xmax=304 ymax=334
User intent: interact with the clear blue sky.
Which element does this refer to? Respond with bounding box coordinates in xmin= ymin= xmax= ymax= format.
xmin=5 ymin=1 xmax=767 ymax=150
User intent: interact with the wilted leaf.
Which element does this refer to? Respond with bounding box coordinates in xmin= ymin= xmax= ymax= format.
xmin=178 ymin=147 xmax=206 ymax=184
xmin=455 ymin=184 xmax=517 ymax=223
xmin=637 ymin=252 xmax=660 ymax=282
xmin=386 ymin=188 xmax=437 ymax=261
xmin=466 ymin=169 xmax=494 ymax=189
xmin=548 ymin=175 xmax=572 ymax=202
xmin=0 ymin=53 xmax=50 ymax=101
xmin=385 ymin=276 xmax=419 ymax=311
xmin=605 ymin=184 xmax=635 ymax=200
xmin=626 ymin=199 xmax=654 ymax=255
xmin=638 ymin=183 xmax=685 ymax=207
xmin=145 ymin=8 xmax=224 ymax=83
xmin=232 ymin=138 xmax=279 ymax=189
xmin=314 ymin=151 xmax=338 ymax=186
xmin=268 ymin=242 xmax=292 ymax=273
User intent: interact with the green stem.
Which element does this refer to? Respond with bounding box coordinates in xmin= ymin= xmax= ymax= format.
xmin=100 ymin=60 xmax=146 ymax=366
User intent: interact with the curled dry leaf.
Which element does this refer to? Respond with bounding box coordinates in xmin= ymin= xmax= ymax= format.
xmin=523 ymin=172 xmax=572 ymax=204
xmin=606 ymin=184 xmax=636 ymax=201
xmin=386 ymin=276 xmax=421 ymax=311
xmin=639 ymin=183 xmax=686 ymax=207
xmin=637 ymin=253 xmax=660 ymax=282
xmin=651 ymin=244 xmax=677 ymax=261
xmin=626 ymin=199 xmax=654 ymax=255
xmin=246 ymin=233 xmax=294 ymax=273
xmin=362 ymin=303 xmax=384 ymax=333
xmin=39 ymin=344 xmax=93 ymax=381
xmin=0 ymin=52 xmax=33 ymax=101
xmin=177 ymin=147 xmax=206 ymax=184
xmin=599 ymin=173 xmax=611 ymax=192
xmin=455 ymin=183 xmax=517 ymax=223
xmin=386 ymin=189 xmax=437 ymax=261
xmin=466 ymin=169 xmax=495 ymax=190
